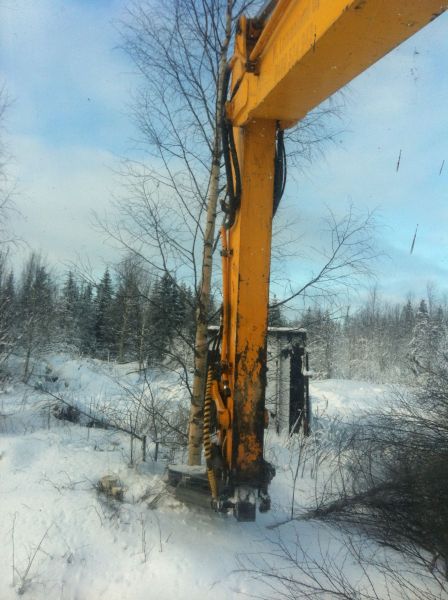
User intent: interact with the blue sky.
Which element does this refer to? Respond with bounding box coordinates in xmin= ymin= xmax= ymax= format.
xmin=1 ymin=1 xmax=448 ymax=305
xmin=1 ymin=0 xmax=133 ymax=267
xmin=283 ymin=13 xmax=448 ymax=304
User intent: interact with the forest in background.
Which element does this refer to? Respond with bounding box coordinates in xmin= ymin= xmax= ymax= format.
xmin=1 ymin=249 xmax=444 ymax=387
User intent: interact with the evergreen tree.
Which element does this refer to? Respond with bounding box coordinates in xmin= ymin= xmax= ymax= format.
xmin=17 ymin=254 xmax=55 ymax=380
xmin=78 ymin=281 xmax=96 ymax=355
xmin=409 ymin=300 xmax=430 ymax=372
xmin=138 ymin=288 xmax=152 ymax=371
xmin=113 ymin=264 xmax=142 ymax=363
xmin=429 ymin=305 xmax=445 ymax=358
xmin=0 ymin=269 xmax=16 ymax=360
xmin=179 ymin=282 xmax=196 ymax=342
xmin=59 ymin=270 xmax=80 ymax=347
xmin=268 ymin=296 xmax=286 ymax=327
xmin=94 ymin=269 xmax=115 ymax=359
xmin=146 ymin=273 xmax=183 ymax=364
xmin=318 ymin=310 xmax=337 ymax=378
xmin=401 ymin=299 xmax=415 ymax=337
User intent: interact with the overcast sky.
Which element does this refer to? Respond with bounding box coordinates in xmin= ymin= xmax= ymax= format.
xmin=1 ymin=1 xmax=448 ymax=305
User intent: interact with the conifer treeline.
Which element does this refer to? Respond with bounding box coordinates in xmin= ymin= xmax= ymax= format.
xmin=1 ymin=251 xmax=445 ymax=383
xmin=0 ymin=253 xmax=198 ymax=375
xmin=299 ymin=296 xmax=447 ymax=381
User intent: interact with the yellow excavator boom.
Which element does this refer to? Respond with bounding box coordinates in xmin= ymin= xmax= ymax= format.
xmin=228 ymin=0 xmax=447 ymax=127
xmin=173 ymin=0 xmax=447 ymax=521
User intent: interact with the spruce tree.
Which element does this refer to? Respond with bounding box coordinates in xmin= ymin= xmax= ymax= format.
xmin=179 ymin=283 xmax=196 ymax=343
xmin=60 ymin=271 xmax=80 ymax=348
xmin=410 ymin=299 xmax=430 ymax=371
xmin=78 ymin=281 xmax=96 ymax=355
xmin=146 ymin=273 xmax=183 ymax=364
xmin=114 ymin=266 xmax=142 ymax=363
xmin=401 ymin=299 xmax=415 ymax=337
xmin=0 ymin=270 xmax=15 ymax=360
xmin=17 ymin=254 xmax=55 ymax=380
xmin=94 ymin=269 xmax=115 ymax=359
xmin=268 ymin=296 xmax=286 ymax=327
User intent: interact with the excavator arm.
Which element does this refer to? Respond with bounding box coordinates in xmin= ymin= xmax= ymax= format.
xmin=171 ymin=0 xmax=447 ymax=521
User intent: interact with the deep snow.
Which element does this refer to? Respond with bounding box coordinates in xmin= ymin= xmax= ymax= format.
xmin=0 ymin=356 xmax=440 ymax=599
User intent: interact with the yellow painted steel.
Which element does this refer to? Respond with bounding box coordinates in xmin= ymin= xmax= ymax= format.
xmin=203 ymin=367 xmax=219 ymax=501
xmin=228 ymin=0 xmax=447 ymax=127
xmin=216 ymin=0 xmax=447 ymax=495
xmin=220 ymin=120 xmax=277 ymax=482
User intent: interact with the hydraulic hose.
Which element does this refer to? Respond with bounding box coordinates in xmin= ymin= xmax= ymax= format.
xmin=204 ymin=366 xmax=218 ymax=502
xmin=273 ymin=123 xmax=287 ymax=216
xmin=221 ymin=65 xmax=241 ymax=229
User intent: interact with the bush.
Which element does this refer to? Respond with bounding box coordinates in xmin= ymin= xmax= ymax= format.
xmin=310 ymin=349 xmax=448 ymax=581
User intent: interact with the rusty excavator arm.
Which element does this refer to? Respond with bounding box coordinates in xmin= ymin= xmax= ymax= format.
xmin=169 ymin=0 xmax=447 ymax=521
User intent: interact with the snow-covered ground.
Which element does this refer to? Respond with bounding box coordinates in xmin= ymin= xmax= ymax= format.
xmin=0 ymin=356 xmax=439 ymax=599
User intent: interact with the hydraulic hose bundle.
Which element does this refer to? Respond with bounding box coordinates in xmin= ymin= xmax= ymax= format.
xmin=220 ymin=66 xmax=287 ymax=228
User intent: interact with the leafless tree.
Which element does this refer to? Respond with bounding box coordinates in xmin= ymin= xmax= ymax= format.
xmin=271 ymin=205 xmax=379 ymax=312
xmin=0 ymin=86 xmax=17 ymax=247
xmin=113 ymin=369 xmax=189 ymax=453
xmin=0 ymin=250 xmax=16 ymax=369
xmin=0 ymin=87 xmax=21 ymax=372
xmin=111 ymin=0 xmax=260 ymax=465
xmin=109 ymin=0 xmax=371 ymax=466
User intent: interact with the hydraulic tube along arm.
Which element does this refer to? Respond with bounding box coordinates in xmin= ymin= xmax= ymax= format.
xmin=171 ymin=0 xmax=447 ymax=521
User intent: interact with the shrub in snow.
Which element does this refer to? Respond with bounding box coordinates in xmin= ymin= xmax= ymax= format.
xmin=307 ymin=350 xmax=448 ymax=583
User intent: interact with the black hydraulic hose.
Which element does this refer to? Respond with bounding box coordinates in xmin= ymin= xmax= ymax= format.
xmin=257 ymin=0 xmax=278 ymax=21
xmin=220 ymin=64 xmax=241 ymax=229
xmin=221 ymin=67 xmax=234 ymax=212
xmin=273 ymin=124 xmax=287 ymax=216
xmin=227 ymin=123 xmax=241 ymax=220
xmin=222 ymin=72 xmax=287 ymax=223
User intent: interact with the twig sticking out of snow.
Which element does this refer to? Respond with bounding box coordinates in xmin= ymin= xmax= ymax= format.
xmin=12 ymin=522 xmax=52 ymax=595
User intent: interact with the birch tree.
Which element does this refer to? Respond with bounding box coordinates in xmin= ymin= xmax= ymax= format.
xmin=116 ymin=0 xmax=254 ymax=465
xmin=114 ymin=1 xmax=363 ymax=465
